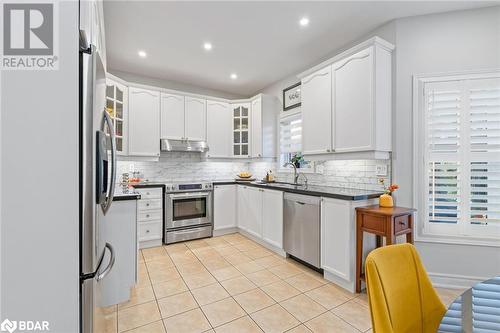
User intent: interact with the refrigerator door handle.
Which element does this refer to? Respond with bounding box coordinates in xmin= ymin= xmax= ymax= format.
xmin=100 ymin=110 xmax=116 ymax=215
xmin=96 ymin=242 xmax=115 ymax=281
xmin=80 ymin=243 xmax=107 ymax=281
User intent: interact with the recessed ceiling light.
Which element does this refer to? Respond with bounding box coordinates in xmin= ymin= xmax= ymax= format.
xmin=299 ymin=17 xmax=309 ymax=27
xmin=230 ymin=73 xmax=238 ymax=80
xmin=203 ymin=42 xmax=213 ymax=51
xmin=138 ymin=50 xmax=147 ymax=58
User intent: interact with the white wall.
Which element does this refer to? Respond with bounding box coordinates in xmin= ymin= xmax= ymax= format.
xmin=393 ymin=6 xmax=500 ymax=286
xmin=109 ymin=69 xmax=245 ymax=100
xmin=0 ymin=2 xmax=80 ymax=331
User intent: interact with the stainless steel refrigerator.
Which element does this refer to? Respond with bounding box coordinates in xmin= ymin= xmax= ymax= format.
xmin=79 ymin=31 xmax=118 ymax=333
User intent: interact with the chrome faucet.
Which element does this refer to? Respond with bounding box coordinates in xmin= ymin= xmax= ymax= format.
xmin=284 ymin=162 xmax=299 ymax=184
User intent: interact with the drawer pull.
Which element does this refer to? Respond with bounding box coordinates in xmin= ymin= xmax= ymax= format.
xmin=146 ymin=229 xmax=150 ymax=233
xmin=146 ymin=214 xmax=150 ymax=218
xmin=399 ymin=221 xmax=406 ymax=225
xmin=146 ymin=203 xmax=150 ymax=206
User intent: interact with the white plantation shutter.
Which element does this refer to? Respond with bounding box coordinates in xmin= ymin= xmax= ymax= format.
xmin=423 ymin=74 xmax=500 ymax=240
xmin=280 ymin=114 xmax=302 ymax=153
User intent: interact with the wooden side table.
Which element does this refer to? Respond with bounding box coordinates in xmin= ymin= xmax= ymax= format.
xmin=355 ymin=205 xmax=416 ymax=293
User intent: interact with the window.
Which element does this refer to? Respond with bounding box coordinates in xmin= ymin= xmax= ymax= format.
xmin=279 ymin=113 xmax=313 ymax=171
xmin=414 ymin=71 xmax=500 ymax=244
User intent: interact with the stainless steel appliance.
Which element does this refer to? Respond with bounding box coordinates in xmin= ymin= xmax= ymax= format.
xmin=283 ymin=193 xmax=321 ymax=268
xmin=79 ymin=31 xmax=118 ymax=332
xmin=161 ymin=139 xmax=209 ymax=152
xmin=165 ymin=182 xmax=213 ymax=243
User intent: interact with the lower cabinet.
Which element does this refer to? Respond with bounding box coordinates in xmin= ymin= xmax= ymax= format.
xmin=213 ymin=185 xmax=237 ymax=231
xmin=135 ymin=187 xmax=163 ymax=249
xmin=320 ymin=197 xmax=375 ymax=292
xmin=234 ymin=185 xmax=283 ymax=249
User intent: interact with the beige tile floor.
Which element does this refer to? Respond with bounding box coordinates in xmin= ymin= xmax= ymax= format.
xmin=102 ymin=233 xmax=464 ymax=333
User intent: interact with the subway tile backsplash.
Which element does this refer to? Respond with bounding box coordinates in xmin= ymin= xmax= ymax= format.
xmin=117 ymin=152 xmax=391 ymax=191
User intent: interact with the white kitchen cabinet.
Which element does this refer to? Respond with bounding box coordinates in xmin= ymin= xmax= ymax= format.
xmin=185 ymin=97 xmax=206 ymax=141
xmin=160 ymin=93 xmax=185 ymax=140
xmin=105 ymin=78 xmax=128 ymax=155
xmin=135 ymin=186 xmax=163 ymax=249
xmin=237 ymin=185 xmax=251 ymax=232
xmin=232 ymin=103 xmax=251 ymax=157
xmin=250 ymin=95 xmax=277 ymax=158
xmin=332 ymin=46 xmax=391 ymax=152
xmin=301 ymin=66 xmax=332 ymax=155
xmin=262 ymin=189 xmax=283 ymax=248
xmin=128 ymin=87 xmax=160 ymax=157
xmin=246 ymin=186 xmax=263 ymax=238
xmin=214 ymin=185 xmax=237 ymax=231
xmin=299 ymin=37 xmax=394 ymax=158
xmin=207 ymin=100 xmax=232 ymax=158
xmin=321 ymin=197 xmax=376 ymax=292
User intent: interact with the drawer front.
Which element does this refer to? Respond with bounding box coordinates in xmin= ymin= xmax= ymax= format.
xmin=135 ymin=188 xmax=163 ymax=199
xmin=166 ymin=225 xmax=212 ymax=244
xmin=137 ymin=210 xmax=162 ymax=222
xmin=360 ymin=214 xmax=386 ymax=233
xmin=138 ymin=199 xmax=162 ymax=211
xmin=394 ymin=215 xmax=410 ymax=233
xmin=138 ymin=222 xmax=162 ymax=241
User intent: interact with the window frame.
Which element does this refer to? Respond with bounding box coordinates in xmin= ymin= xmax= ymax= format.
xmin=277 ymin=110 xmax=315 ymax=173
xmin=413 ymin=69 xmax=500 ymax=247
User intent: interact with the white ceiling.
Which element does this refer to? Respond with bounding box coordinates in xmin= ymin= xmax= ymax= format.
xmin=104 ymin=1 xmax=494 ymax=96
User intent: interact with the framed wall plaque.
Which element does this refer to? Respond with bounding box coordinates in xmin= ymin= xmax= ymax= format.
xmin=283 ymin=82 xmax=301 ymax=111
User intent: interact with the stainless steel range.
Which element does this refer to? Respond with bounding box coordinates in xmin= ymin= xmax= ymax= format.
xmin=165 ymin=182 xmax=213 ymax=244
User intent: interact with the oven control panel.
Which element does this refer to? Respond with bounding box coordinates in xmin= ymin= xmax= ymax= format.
xmin=165 ymin=182 xmax=213 ymax=193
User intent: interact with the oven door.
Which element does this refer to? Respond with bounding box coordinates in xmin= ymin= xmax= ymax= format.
xmin=166 ymin=191 xmax=212 ymax=229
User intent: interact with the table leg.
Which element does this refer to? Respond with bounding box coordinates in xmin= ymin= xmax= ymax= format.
xmin=355 ymin=213 xmax=363 ymax=293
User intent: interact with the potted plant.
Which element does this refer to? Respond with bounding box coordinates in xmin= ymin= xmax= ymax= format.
xmin=291 ymin=153 xmax=305 ymax=168
xmin=379 ymin=183 xmax=399 ymax=208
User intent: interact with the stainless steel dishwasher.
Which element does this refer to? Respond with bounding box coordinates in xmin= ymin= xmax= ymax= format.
xmin=283 ymin=192 xmax=321 ymax=269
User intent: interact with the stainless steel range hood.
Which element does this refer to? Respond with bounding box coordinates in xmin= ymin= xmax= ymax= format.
xmin=161 ymin=139 xmax=209 ymax=152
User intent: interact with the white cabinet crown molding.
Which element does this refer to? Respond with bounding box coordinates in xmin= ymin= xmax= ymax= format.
xmin=297 ymin=36 xmax=394 ymax=79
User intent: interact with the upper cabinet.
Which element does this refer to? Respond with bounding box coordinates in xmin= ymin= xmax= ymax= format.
xmin=232 ymin=103 xmax=251 ymax=157
xmin=301 ymin=66 xmax=333 ymax=155
xmin=300 ymin=37 xmax=394 ymax=158
xmin=184 ymin=97 xmax=207 ymax=141
xmin=160 ymin=94 xmax=206 ymax=141
xmin=160 ymin=93 xmax=185 ymax=140
xmin=207 ymin=100 xmax=231 ymax=158
xmin=128 ymin=87 xmax=160 ymax=157
xmin=105 ymin=79 xmax=128 ymax=155
xmin=250 ymin=95 xmax=277 ymax=158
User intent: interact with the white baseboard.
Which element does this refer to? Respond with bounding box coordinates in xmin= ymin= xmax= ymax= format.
xmin=237 ymin=229 xmax=286 ymax=257
xmin=428 ymin=272 xmax=488 ymax=289
xmin=213 ymin=227 xmax=238 ymax=237
xmin=323 ymin=270 xmax=356 ymax=293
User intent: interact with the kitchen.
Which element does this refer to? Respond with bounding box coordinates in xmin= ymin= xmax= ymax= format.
xmin=1 ymin=1 xmax=499 ymax=333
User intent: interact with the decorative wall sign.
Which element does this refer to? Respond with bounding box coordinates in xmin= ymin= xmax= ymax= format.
xmin=283 ymin=82 xmax=301 ymax=111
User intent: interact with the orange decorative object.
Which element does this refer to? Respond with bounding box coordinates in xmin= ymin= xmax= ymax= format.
xmin=379 ymin=194 xmax=394 ymax=208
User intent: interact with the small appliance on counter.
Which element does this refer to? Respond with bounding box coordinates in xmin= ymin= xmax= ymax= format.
xmin=164 ymin=182 xmax=213 ymax=244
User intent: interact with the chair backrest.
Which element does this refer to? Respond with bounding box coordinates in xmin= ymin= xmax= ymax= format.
xmin=365 ymin=243 xmax=446 ymax=333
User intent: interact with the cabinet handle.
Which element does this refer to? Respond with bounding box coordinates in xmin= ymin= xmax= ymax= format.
xmin=146 ymin=203 xmax=150 ymax=206
xmin=146 ymin=214 xmax=150 ymax=218
xmin=146 ymin=229 xmax=150 ymax=233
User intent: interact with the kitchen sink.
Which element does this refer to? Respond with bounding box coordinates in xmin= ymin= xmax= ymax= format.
xmin=253 ymin=181 xmax=307 ymax=189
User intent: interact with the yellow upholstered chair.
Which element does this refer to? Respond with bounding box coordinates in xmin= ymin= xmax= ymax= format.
xmin=365 ymin=243 xmax=446 ymax=333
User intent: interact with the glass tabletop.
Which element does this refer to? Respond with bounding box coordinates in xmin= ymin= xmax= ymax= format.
xmin=439 ymin=276 xmax=500 ymax=333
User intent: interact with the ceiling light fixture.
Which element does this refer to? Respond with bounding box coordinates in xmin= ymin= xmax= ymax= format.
xmin=138 ymin=50 xmax=147 ymax=58
xmin=299 ymin=17 xmax=309 ymax=27
xmin=203 ymin=42 xmax=213 ymax=51
xmin=230 ymin=73 xmax=238 ymax=80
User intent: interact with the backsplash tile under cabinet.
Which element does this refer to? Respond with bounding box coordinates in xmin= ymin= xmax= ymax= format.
xmin=117 ymin=153 xmax=390 ymax=191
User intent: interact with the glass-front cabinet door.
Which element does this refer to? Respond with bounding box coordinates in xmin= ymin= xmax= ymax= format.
xmin=105 ymin=79 xmax=128 ymax=155
xmin=232 ymin=103 xmax=251 ymax=157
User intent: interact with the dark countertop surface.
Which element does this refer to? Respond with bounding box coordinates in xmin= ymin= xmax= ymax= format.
xmin=213 ymin=180 xmax=382 ymax=201
xmin=113 ymin=187 xmax=141 ymax=201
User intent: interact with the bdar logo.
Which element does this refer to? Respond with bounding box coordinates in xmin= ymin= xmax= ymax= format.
xmin=0 ymin=319 xmax=17 ymax=333
xmin=3 ymin=3 xmax=53 ymax=56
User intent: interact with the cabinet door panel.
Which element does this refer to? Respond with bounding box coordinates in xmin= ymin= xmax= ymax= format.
xmin=214 ymin=185 xmax=237 ymax=230
xmin=333 ymin=47 xmax=373 ymax=151
xmin=128 ymin=87 xmax=160 ymax=157
xmin=185 ymin=97 xmax=206 ymax=141
xmin=251 ymin=98 xmax=262 ymax=158
xmin=207 ymin=100 xmax=231 ymax=157
xmin=301 ymin=66 xmax=332 ymax=155
xmin=321 ymin=198 xmax=351 ymax=280
xmin=161 ymin=93 xmax=185 ymax=140
xmin=247 ymin=187 xmax=263 ymax=238
xmin=262 ymin=189 xmax=283 ymax=249
xmin=237 ymin=186 xmax=250 ymax=232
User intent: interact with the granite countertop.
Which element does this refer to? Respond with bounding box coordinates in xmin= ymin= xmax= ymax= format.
xmin=213 ymin=180 xmax=382 ymax=201
xmin=113 ymin=187 xmax=141 ymax=201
